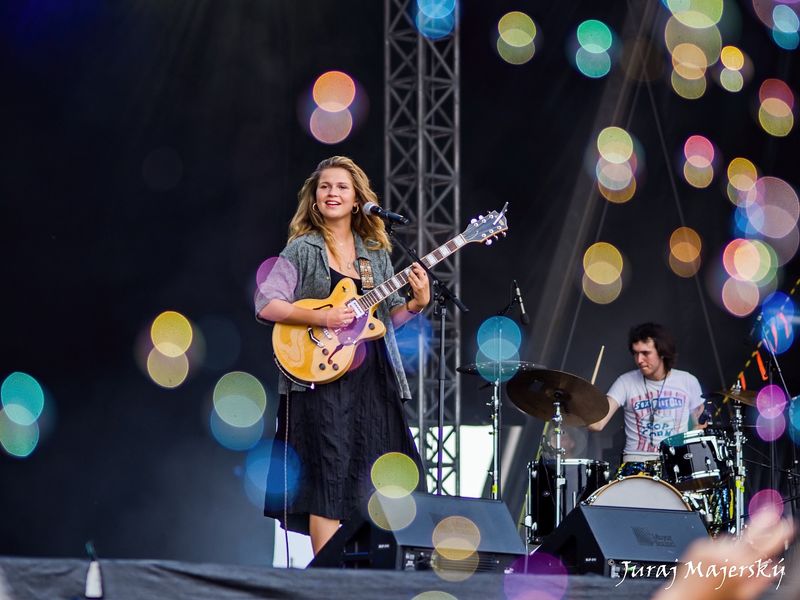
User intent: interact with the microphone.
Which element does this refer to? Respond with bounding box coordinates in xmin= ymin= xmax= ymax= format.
xmin=748 ymin=312 xmax=764 ymax=342
xmin=363 ymin=202 xmax=410 ymax=225
xmin=512 ymin=279 xmax=530 ymax=325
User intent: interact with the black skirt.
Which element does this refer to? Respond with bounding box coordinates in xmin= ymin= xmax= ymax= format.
xmin=264 ymin=274 xmax=423 ymax=534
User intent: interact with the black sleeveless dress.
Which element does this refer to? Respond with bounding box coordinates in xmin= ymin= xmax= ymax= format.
xmin=264 ymin=268 xmax=423 ymax=534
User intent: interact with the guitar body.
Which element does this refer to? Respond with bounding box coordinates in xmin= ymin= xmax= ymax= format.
xmin=271 ymin=208 xmax=508 ymax=386
xmin=272 ymin=277 xmax=386 ymax=385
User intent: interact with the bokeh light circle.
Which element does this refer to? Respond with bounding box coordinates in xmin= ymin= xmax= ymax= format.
xmin=146 ymin=349 xmax=189 ymax=388
xmin=577 ymin=20 xmax=613 ymax=53
xmin=312 ymin=71 xmax=356 ymax=112
xmin=721 ymin=277 xmax=759 ymax=316
xmin=597 ymin=127 xmax=633 ymax=164
xmin=720 ymin=45 xmax=744 ymax=70
xmin=583 ymin=242 xmax=623 ymax=285
xmin=0 ymin=408 xmax=40 ymax=458
xmin=757 ymin=413 xmax=786 ymax=442
xmin=1 ymin=372 xmax=45 ymax=425
xmin=309 ymin=107 xmax=353 ymax=145
xmin=213 ymin=371 xmax=268 ymax=428
xmin=368 ymin=492 xmax=417 ymax=531
xmin=757 ymin=384 xmax=787 ymax=419
xmin=746 ymin=177 xmax=800 ymax=239
xmin=670 ymin=227 xmax=702 ymax=263
xmin=477 ymin=316 xmax=522 ymax=361
xmin=748 ymin=488 xmax=783 ymax=521
xmin=371 ymin=452 xmax=420 ymax=499
xmin=498 ymin=11 xmax=536 ymax=47
xmin=432 ymin=516 xmax=481 ymax=561
xmin=151 ymin=311 xmax=193 ymax=358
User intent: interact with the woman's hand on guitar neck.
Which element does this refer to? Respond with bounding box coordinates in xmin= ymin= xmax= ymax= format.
xmin=406 ymin=263 xmax=430 ymax=311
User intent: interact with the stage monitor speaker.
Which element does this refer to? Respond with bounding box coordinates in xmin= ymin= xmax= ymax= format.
xmin=537 ymin=504 xmax=709 ymax=577
xmin=309 ymin=492 xmax=526 ymax=571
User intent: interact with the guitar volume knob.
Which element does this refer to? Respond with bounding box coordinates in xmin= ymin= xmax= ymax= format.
xmin=318 ymin=364 xmax=326 ymax=370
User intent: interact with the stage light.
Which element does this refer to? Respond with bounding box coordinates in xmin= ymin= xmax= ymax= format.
xmin=723 ymin=239 xmax=771 ymax=283
xmin=718 ymin=68 xmax=744 ymax=92
xmin=772 ymin=28 xmax=800 ymax=49
xmin=1 ymin=371 xmax=45 ymax=425
xmin=683 ymin=135 xmax=715 ymax=188
xmin=759 ymin=78 xmax=795 ymax=107
xmin=498 ymin=11 xmax=536 ymax=46
xmin=683 ymin=162 xmax=714 ymax=188
xmin=720 ymin=45 xmax=744 ymax=70
xmin=151 ymin=311 xmax=193 ymax=358
xmin=371 ymin=452 xmax=419 ymax=499
xmin=213 ymin=371 xmax=267 ymax=428
xmin=769 ymin=225 xmax=800 ymax=266
xmin=0 ymin=408 xmax=39 ymax=458
xmin=727 ymin=157 xmax=758 ymax=204
xmin=582 ymin=274 xmax=623 ymax=304
xmin=756 ymin=413 xmax=786 ymax=442
xmin=595 ymin=158 xmax=634 ymax=191
xmin=598 ymin=178 xmax=637 ymax=204
xmin=146 ymin=348 xmax=189 ymax=388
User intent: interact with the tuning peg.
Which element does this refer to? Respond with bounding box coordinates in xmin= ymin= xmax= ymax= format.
xmin=502 ymin=232 xmax=507 ymax=237
xmin=470 ymin=218 xmax=477 ymax=224
xmin=485 ymin=239 xmax=493 ymax=246
xmin=478 ymin=215 xmax=484 ymax=220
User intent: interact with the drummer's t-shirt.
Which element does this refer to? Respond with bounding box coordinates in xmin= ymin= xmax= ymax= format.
xmin=607 ymin=368 xmax=704 ymax=458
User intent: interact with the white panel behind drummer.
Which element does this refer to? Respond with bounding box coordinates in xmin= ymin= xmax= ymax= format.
xmin=588 ymin=322 xmax=705 ymax=470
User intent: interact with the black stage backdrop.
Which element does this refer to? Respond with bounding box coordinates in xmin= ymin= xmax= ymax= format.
xmin=1 ymin=0 xmax=799 ymax=565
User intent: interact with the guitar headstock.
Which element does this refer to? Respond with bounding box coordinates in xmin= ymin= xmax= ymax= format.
xmin=462 ymin=207 xmax=509 ymax=246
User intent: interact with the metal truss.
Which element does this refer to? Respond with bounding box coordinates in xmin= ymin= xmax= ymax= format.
xmin=384 ymin=0 xmax=461 ymax=494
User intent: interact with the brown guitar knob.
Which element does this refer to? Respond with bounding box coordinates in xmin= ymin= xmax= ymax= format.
xmin=368 ymin=323 xmax=375 ymax=330
xmin=318 ymin=364 xmax=326 ymax=370
xmin=332 ymin=364 xmax=339 ymax=371
xmin=322 ymin=349 xmax=329 ymax=355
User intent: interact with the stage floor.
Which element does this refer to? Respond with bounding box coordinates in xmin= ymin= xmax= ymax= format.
xmin=1 ymin=556 xmax=797 ymax=599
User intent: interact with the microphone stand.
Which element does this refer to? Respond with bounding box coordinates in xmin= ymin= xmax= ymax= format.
xmin=387 ymin=222 xmax=468 ymax=495
xmin=758 ymin=322 xmax=799 ymax=518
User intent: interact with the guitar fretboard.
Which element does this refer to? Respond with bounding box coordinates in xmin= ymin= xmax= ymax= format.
xmin=355 ymin=235 xmax=467 ymax=312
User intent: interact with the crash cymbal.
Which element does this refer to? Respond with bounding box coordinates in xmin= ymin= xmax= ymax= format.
xmin=506 ymin=368 xmax=608 ymax=427
xmin=457 ymin=360 xmax=544 ymax=377
xmin=703 ymin=389 xmax=757 ymax=407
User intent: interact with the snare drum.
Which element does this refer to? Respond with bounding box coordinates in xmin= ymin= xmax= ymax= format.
xmin=586 ymin=474 xmax=691 ymax=511
xmin=530 ymin=458 xmax=610 ymax=539
xmin=660 ymin=430 xmax=730 ymax=492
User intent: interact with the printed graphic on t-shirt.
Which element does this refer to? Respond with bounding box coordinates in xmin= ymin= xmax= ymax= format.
xmin=629 ymin=390 xmax=689 ymax=452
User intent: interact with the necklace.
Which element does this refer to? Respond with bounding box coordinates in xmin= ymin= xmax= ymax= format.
xmin=644 ymin=372 xmax=669 ymax=451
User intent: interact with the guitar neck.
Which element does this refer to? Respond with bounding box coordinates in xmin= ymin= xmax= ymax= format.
xmin=356 ymin=234 xmax=468 ymax=311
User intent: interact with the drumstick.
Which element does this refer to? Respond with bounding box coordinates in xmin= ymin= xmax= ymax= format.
xmin=590 ymin=345 xmax=605 ymax=385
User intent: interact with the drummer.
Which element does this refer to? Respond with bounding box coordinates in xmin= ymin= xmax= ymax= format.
xmin=588 ymin=322 xmax=705 ymax=477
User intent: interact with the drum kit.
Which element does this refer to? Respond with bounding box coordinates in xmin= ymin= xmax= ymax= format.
xmin=459 ymin=361 xmax=757 ymax=544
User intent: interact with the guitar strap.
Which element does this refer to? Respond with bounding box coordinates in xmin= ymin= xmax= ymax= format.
xmin=357 ymin=257 xmax=375 ymax=290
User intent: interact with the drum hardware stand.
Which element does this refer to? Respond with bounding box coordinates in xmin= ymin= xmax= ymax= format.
xmin=386 ymin=222 xmax=468 ymax=495
xmin=731 ymin=395 xmax=746 ymax=538
xmin=552 ymin=399 xmax=566 ymax=528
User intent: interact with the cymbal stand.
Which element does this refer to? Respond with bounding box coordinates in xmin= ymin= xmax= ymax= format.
xmin=731 ymin=399 xmax=746 ymax=538
xmin=552 ymin=400 xmax=565 ymax=528
xmin=489 ymin=373 xmax=502 ymax=500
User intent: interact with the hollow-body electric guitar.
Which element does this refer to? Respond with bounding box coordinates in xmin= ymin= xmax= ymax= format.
xmin=272 ymin=209 xmax=509 ymax=386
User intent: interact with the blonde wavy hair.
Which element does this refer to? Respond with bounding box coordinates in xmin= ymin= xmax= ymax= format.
xmin=288 ymin=156 xmax=392 ymax=259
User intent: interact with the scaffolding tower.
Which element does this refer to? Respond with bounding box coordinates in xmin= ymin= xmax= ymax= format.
xmin=384 ymin=1 xmax=461 ymax=494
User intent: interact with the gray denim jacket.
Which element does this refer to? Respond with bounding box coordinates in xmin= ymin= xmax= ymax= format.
xmin=255 ymin=230 xmax=411 ymax=399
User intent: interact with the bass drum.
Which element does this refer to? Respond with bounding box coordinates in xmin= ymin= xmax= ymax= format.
xmin=585 ymin=474 xmax=691 ymax=511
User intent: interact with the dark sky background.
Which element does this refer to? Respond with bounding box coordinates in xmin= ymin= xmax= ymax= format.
xmin=1 ymin=0 xmax=799 ymax=565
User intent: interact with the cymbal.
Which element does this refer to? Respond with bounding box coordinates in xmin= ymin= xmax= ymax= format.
xmin=703 ymin=389 xmax=757 ymax=407
xmin=457 ymin=360 xmax=544 ymax=377
xmin=506 ymin=368 xmax=608 ymax=427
